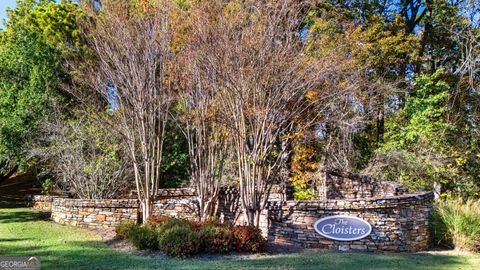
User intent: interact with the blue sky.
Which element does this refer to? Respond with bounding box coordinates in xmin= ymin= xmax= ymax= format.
xmin=0 ymin=0 xmax=17 ymax=26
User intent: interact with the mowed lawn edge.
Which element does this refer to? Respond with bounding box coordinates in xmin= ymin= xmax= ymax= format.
xmin=0 ymin=208 xmax=478 ymax=270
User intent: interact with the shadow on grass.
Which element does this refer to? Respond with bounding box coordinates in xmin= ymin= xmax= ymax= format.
xmin=0 ymin=238 xmax=34 ymax=242
xmin=0 ymin=200 xmax=27 ymax=209
xmin=0 ymin=209 xmax=49 ymax=223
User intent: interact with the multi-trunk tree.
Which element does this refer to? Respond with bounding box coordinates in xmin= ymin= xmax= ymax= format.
xmin=71 ymin=0 xmax=176 ymax=222
xmin=187 ymin=0 xmax=351 ymax=226
xmin=175 ymin=42 xmax=230 ymax=221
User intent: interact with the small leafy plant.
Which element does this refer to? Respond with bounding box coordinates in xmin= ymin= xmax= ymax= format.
xmin=128 ymin=225 xmax=158 ymax=250
xmin=115 ymin=221 xmax=136 ymax=239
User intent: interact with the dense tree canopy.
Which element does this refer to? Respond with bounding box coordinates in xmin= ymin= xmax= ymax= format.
xmin=0 ymin=0 xmax=79 ymax=178
xmin=286 ymin=0 xmax=480 ymax=198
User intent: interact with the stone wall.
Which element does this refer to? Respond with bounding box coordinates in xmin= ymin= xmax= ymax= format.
xmin=265 ymin=191 xmax=434 ymax=252
xmin=28 ymin=172 xmax=434 ymax=252
xmin=151 ymin=186 xmax=287 ymax=223
xmin=51 ymin=198 xmax=138 ymax=229
xmin=151 ymin=188 xmax=198 ymax=221
xmin=215 ymin=187 xmax=241 ymax=222
xmin=25 ymin=195 xmax=67 ymax=211
xmin=323 ymin=171 xmax=407 ymax=199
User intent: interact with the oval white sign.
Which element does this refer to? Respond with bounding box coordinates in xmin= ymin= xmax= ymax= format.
xmin=314 ymin=215 xmax=372 ymax=241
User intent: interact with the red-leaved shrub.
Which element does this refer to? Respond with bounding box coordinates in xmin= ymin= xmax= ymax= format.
xmin=230 ymin=225 xmax=267 ymax=252
xmin=148 ymin=215 xmax=171 ymax=223
xmin=115 ymin=216 xmax=266 ymax=257
xmin=199 ymin=224 xmax=235 ymax=253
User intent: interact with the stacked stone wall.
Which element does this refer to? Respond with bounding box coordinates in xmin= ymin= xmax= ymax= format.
xmin=151 ymin=188 xmax=198 ymax=221
xmin=25 ymin=195 xmax=67 ymax=211
xmin=266 ymin=191 xmax=434 ymax=252
xmin=28 ymin=172 xmax=434 ymax=252
xmin=151 ymin=186 xmax=286 ymax=223
xmin=323 ymin=171 xmax=407 ymax=199
xmin=51 ymin=198 xmax=138 ymax=229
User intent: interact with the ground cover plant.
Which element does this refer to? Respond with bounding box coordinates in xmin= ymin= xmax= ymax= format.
xmin=116 ymin=216 xmax=267 ymax=258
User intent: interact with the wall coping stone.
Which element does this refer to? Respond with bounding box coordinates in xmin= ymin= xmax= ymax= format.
xmin=155 ymin=188 xmax=196 ymax=198
xmin=52 ymin=198 xmax=139 ymax=208
xmin=267 ymin=191 xmax=434 ymax=210
xmin=25 ymin=195 xmax=69 ymax=201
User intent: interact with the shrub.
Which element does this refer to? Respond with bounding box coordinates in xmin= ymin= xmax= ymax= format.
xmin=148 ymin=215 xmax=171 ymax=223
xmin=46 ymin=113 xmax=133 ymax=199
xmin=41 ymin=178 xmax=55 ymax=195
xmin=115 ymin=221 xmax=137 ymax=239
xmin=430 ymin=198 xmax=480 ymax=252
xmin=293 ymin=184 xmax=316 ymax=200
xmin=144 ymin=215 xmax=172 ymax=231
xmin=158 ymin=226 xmax=201 ymax=258
xmin=115 ymin=217 xmax=268 ymax=256
xmin=199 ymin=224 xmax=235 ymax=253
xmin=190 ymin=217 xmax=224 ymax=231
xmin=231 ymin=225 xmax=267 ymax=252
xmin=156 ymin=217 xmax=192 ymax=231
xmin=127 ymin=225 xmax=158 ymax=250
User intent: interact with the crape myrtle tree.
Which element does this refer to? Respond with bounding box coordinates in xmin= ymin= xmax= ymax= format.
xmin=71 ymin=0 xmax=176 ymax=222
xmin=175 ymin=49 xmax=230 ymax=221
xmin=189 ymin=0 xmax=342 ymax=227
xmin=174 ymin=4 xmax=233 ymax=220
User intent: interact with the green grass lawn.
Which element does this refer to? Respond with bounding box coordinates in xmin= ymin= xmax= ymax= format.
xmin=0 ymin=208 xmax=479 ymax=270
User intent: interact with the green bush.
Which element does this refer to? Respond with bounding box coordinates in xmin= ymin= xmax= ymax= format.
xmin=158 ymin=226 xmax=201 ymax=258
xmin=115 ymin=221 xmax=137 ymax=239
xmin=293 ymin=183 xmax=316 ymax=200
xmin=41 ymin=178 xmax=55 ymax=195
xmin=199 ymin=225 xmax=235 ymax=253
xmin=127 ymin=225 xmax=158 ymax=250
xmin=156 ymin=217 xmax=192 ymax=231
xmin=430 ymin=198 xmax=480 ymax=252
xmin=144 ymin=216 xmax=171 ymax=231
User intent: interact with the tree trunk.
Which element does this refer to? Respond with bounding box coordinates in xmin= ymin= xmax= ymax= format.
xmin=141 ymin=198 xmax=152 ymax=224
xmin=0 ymin=164 xmax=18 ymax=184
xmin=254 ymin=209 xmax=261 ymax=228
xmin=245 ymin=208 xmax=256 ymax=226
xmin=376 ymin=109 xmax=384 ymax=144
xmin=199 ymin=196 xmax=217 ymax=222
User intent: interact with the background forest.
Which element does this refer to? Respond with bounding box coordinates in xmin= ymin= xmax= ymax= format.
xmin=0 ymin=0 xmax=478 ymax=208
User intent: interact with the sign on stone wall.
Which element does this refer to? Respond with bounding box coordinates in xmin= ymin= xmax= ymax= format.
xmin=314 ymin=215 xmax=372 ymax=241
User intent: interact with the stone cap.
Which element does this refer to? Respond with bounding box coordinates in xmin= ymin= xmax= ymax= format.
xmin=25 ymin=194 xmax=69 ymax=202
xmin=52 ymin=198 xmax=139 ymax=208
xmin=155 ymin=188 xmax=196 ymax=198
xmin=132 ymin=185 xmax=285 ymax=199
xmin=267 ymin=191 xmax=434 ymax=210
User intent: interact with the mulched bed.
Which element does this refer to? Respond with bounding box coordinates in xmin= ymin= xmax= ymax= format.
xmin=95 ymin=227 xmax=305 ymax=260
